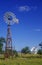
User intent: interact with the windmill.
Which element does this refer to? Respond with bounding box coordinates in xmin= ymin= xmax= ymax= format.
xmin=4 ymin=12 xmax=19 ymax=58
xmin=31 ymin=47 xmax=38 ymax=54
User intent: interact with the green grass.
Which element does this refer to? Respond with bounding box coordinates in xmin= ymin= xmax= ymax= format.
xmin=0 ymin=54 xmax=42 ymax=65
xmin=0 ymin=58 xmax=42 ymax=65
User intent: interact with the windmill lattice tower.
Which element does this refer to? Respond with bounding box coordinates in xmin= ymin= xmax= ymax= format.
xmin=4 ymin=12 xmax=18 ymax=58
xmin=5 ymin=23 xmax=13 ymax=58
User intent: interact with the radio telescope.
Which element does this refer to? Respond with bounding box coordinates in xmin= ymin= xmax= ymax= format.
xmin=4 ymin=12 xmax=19 ymax=58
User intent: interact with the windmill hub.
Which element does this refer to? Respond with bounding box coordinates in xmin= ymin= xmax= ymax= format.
xmin=8 ymin=15 xmax=13 ymax=21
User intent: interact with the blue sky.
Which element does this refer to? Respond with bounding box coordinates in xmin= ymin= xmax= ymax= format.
xmin=0 ymin=0 xmax=42 ymax=51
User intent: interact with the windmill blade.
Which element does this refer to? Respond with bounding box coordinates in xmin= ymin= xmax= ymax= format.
xmin=4 ymin=12 xmax=19 ymax=25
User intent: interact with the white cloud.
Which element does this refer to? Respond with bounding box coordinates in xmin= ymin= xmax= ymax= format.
xmin=18 ymin=6 xmax=31 ymax=12
xmin=34 ymin=29 xmax=41 ymax=32
xmin=18 ymin=5 xmax=37 ymax=12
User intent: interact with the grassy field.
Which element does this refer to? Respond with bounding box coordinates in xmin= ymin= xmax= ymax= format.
xmin=0 ymin=57 xmax=42 ymax=65
xmin=0 ymin=54 xmax=42 ymax=65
